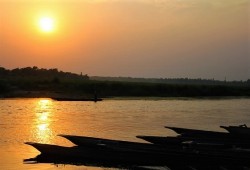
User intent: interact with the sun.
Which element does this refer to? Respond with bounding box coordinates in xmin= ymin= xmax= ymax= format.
xmin=38 ymin=17 xmax=55 ymax=33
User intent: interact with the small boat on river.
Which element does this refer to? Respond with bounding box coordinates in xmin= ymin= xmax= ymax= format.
xmin=165 ymin=126 xmax=229 ymax=138
xmin=137 ymin=135 xmax=250 ymax=149
xmin=24 ymin=142 xmax=191 ymax=165
xmin=58 ymin=134 xmax=182 ymax=152
xmin=25 ymin=140 xmax=250 ymax=166
xmin=59 ymin=134 xmax=147 ymax=146
xmin=220 ymin=124 xmax=250 ymax=136
xmin=51 ymin=97 xmax=102 ymax=102
xmin=25 ymin=125 xmax=250 ymax=168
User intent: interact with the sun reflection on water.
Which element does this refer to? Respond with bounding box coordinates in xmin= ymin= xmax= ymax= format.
xmin=33 ymin=99 xmax=53 ymax=143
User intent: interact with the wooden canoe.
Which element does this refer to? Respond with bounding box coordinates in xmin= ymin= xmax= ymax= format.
xmin=220 ymin=125 xmax=250 ymax=136
xmin=25 ymin=142 xmax=250 ymax=166
xmin=24 ymin=142 xmax=190 ymax=165
xmin=58 ymin=134 xmax=163 ymax=149
xmin=137 ymin=135 xmax=250 ymax=149
xmin=165 ymin=126 xmax=229 ymax=137
xmin=51 ymin=97 xmax=102 ymax=102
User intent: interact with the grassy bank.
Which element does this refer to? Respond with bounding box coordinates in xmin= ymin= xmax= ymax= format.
xmin=1 ymin=67 xmax=250 ymax=98
xmin=1 ymin=79 xmax=250 ymax=99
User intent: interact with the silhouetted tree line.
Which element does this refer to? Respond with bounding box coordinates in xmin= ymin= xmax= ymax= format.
xmin=91 ymin=76 xmax=250 ymax=86
xmin=0 ymin=66 xmax=89 ymax=81
xmin=79 ymin=81 xmax=250 ymax=97
xmin=0 ymin=66 xmax=249 ymax=98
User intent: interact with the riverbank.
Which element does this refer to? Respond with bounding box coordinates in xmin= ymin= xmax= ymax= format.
xmin=1 ymin=67 xmax=250 ymax=99
xmin=1 ymin=90 xmax=250 ymax=101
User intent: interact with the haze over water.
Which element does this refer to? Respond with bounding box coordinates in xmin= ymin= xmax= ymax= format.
xmin=0 ymin=98 xmax=250 ymax=170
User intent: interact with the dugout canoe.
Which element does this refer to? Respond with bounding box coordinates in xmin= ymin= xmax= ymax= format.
xmin=24 ymin=142 xmax=189 ymax=165
xmin=24 ymin=142 xmax=250 ymax=166
xmin=51 ymin=97 xmax=102 ymax=102
xmin=220 ymin=125 xmax=250 ymax=136
xmin=137 ymin=135 xmax=250 ymax=149
xmin=58 ymin=134 xmax=163 ymax=150
xmin=165 ymin=126 xmax=229 ymax=137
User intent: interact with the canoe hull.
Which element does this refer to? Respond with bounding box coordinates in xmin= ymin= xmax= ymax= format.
xmin=25 ymin=142 xmax=189 ymax=165
xmin=51 ymin=98 xmax=102 ymax=102
xmin=220 ymin=125 xmax=250 ymax=135
xmin=165 ymin=126 xmax=229 ymax=137
xmin=25 ymin=140 xmax=250 ymax=166
xmin=58 ymin=134 xmax=161 ymax=149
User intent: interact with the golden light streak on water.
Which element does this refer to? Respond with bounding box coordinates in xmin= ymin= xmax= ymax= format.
xmin=33 ymin=99 xmax=53 ymax=144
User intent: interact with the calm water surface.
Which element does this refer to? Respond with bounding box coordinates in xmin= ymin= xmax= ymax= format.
xmin=0 ymin=98 xmax=250 ymax=170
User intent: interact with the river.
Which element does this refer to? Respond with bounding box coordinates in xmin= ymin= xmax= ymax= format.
xmin=0 ymin=98 xmax=249 ymax=170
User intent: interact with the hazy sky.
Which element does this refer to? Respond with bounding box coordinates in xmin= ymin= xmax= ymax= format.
xmin=0 ymin=0 xmax=249 ymax=80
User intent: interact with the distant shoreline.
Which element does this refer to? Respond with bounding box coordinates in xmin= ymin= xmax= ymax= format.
xmin=1 ymin=92 xmax=249 ymax=101
xmin=1 ymin=67 xmax=250 ymax=99
xmin=105 ymin=96 xmax=250 ymax=100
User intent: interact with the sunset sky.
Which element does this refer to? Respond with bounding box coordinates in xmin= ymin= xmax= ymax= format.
xmin=0 ymin=0 xmax=249 ymax=81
